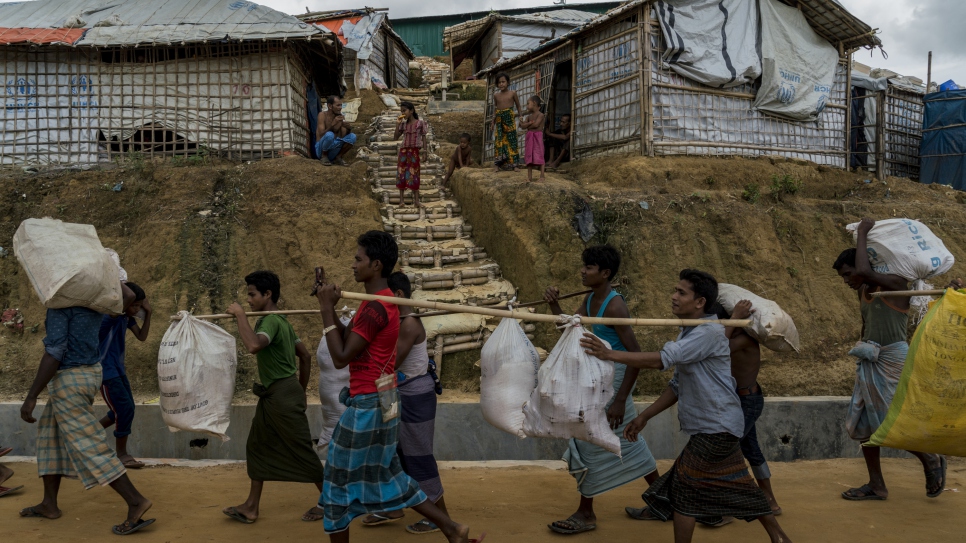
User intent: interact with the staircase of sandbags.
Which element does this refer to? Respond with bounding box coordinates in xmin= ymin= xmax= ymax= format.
xmin=356 ymin=99 xmax=534 ymax=375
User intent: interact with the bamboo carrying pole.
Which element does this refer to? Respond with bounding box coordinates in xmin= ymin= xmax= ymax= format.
xmin=175 ymin=292 xmax=752 ymax=328
xmin=870 ymin=289 xmax=947 ymax=298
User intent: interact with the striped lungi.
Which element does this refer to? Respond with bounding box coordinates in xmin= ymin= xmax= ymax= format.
xmin=398 ymin=373 xmax=443 ymax=502
xmin=321 ymin=389 xmax=427 ymax=534
xmin=643 ymin=433 xmax=771 ymax=521
xmin=37 ymin=364 xmax=126 ymax=489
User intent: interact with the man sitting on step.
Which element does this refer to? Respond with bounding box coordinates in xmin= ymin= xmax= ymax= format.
xmin=317 ymin=95 xmax=357 ymax=167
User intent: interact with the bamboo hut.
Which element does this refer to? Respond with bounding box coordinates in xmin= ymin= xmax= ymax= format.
xmin=300 ymin=8 xmax=413 ymax=94
xmin=0 ymin=0 xmax=342 ymax=166
xmin=850 ymin=67 xmax=925 ymax=180
xmin=478 ymin=0 xmax=881 ymax=168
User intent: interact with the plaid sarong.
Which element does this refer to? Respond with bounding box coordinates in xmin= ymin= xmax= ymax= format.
xmin=846 ymin=341 xmax=908 ymax=442
xmin=37 ymin=364 xmax=126 ymax=489
xmin=643 ymin=433 xmax=771 ymax=521
xmin=321 ymin=389 xmax=427 ymax=534
xmin=398 ymin=373 xmax=443 ymax=502
xmin=493 ymin=108 xmax=519 ymax=166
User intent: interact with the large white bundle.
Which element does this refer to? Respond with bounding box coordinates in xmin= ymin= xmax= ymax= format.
xmin=13 ymin=218 xmax=123 ymax=314
xmin=480 ymin=318 xmax=541 ymax=438
xmin=158 ymin=312 xmax=238 ymax=442
xmin=717 ymin=284 xmax=800 ymax=353
xmin=522 ymin=317 xmax=620 ymax=455
xmin=316 ymin=315 xmax=353 ymax=450
xmin=846 ymin=219 xmax=955 ymax=283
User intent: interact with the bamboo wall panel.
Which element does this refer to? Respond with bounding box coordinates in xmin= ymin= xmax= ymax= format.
xmin=883 ymin=87 xmax=922 ymax=178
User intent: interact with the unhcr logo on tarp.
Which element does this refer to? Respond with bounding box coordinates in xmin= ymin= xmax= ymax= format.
xmin=228 ymin=1 xmax=257 ymax=11
xmin=4 ymin=77 xmax=37 ymax=111
xmin=777 ymin=81 xmax=795 ymax=103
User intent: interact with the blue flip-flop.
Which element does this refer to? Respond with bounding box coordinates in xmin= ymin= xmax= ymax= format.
xmin=406 ymin=518 xmax=440 ymax=534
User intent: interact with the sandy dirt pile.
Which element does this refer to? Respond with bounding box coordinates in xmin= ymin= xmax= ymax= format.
xmin=451 ymin=155 xmax=966 ymax=396
xmin=0 ymin=157 xmax=383 ymax=402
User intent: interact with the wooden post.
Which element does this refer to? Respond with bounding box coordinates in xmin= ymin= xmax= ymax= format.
xmin=876 ymin=89 xmax=886 ymax=180
xmin=844 ymin=47 xmax=853 ymax=170
xmin=354 ymin=57 xmax=360 ymax=97
xmin=642 ymin=4 xmax=654 ymax=157
xmin=927 ymin=51 xmax=933 ymax=92
xmin=570 ymin=42 xmax=577 ymax=160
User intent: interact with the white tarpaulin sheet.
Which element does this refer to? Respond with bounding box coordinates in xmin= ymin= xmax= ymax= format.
xmin=340 ymin=13 xmax=385 ymax=61
xmin=753 ymin=0 xmax=839 ymax=121
xmin=654 ymin=0 xmax=761 ymax=89
xmin=501 ymin=22 xmax=580 ymax=57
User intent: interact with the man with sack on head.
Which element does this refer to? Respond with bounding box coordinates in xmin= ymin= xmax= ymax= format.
xmin=19 ymin=282 xmax=156 ymax=536
xmin=581 ymin=269 xmax=791 ymax=543
xmin=833 ymin=218 xmax=945 ymax=501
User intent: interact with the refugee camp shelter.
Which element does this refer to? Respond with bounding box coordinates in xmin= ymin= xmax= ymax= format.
xmin=920 ymin=89 xmax=966 ymax=191
xmin=444 ymin=9 xmax=599 ymax=72
xmin=300 ymin=8 xmax=413 ymax=93
xmin=850 ymin=68 xmax=925 ymax=179
xmin=0 ymin=0 xmax=343 ymax=166
xmin=478 ymin=0 xmax=881 ymax=168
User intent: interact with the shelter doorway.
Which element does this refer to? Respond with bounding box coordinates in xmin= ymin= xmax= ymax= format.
xmin=546 ymin=59 xmax=572 ymax=164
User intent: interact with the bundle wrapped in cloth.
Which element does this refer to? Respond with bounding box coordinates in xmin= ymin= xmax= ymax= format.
xmin=867 ymin=289 xmax=966 ymax=456
xmin=522 ymin=316 xmax=620 ymax=456
xmin=717 ymin=284 xmax=800 ymax=352
xmin=480 ymin=317 xmax=541 ymax=438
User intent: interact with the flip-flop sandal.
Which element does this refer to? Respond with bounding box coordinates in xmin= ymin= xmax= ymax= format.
xmin=362 ymin=512 xmax=404 ymax=526
xmin=301 ymin=506 xmax=324 ymax=522
xmin=697 ymin=516 xmax=734 ymax=527
xmin=0 ymin=447 xmax=12 ymax=458
xmin=112 ymin=518 xmax=156 ymax=535
xmin=548 ymin=515 xmax=596 ymax=535
xmin=223 ymin=507 xmax=255 ymax=524
xmin=625 ymin=506 xmax=663 ymax=521
xmin=406 ymin=518 xmax=441 ymax=534
xmin=772 ymin=507 xmax=783 ymax=516
xmin=20 ymin=506 xmax=60 ymax=519
xmin=842 ymin=484 xmax=886 ymax=501
xmin=0 ymin=485 xmax=24 ymax=497
xmin=122 ymin=460 xmax=145 ymax=470
xmin=927 ymin=456 xmax=947 ymax=498
xmin=469 ymin=533 xmax=487 ymax=543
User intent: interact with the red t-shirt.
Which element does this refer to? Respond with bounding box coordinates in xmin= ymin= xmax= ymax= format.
xmin=348 ymin=289 xmax=401 ymax=396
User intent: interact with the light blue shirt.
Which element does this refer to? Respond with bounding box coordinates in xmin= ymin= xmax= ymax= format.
xmin=661 ymin=315 xmax=744 ymax=438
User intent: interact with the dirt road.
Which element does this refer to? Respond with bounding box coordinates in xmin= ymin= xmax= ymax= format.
xmin=0 ymin=457 xmax=962 ymax=542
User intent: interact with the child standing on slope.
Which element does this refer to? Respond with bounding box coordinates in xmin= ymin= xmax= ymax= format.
xmin=491 ymin=72 xmax=522 ymax=171
xmin=394 ymin=101 xmax=428 ymax=208
xmin=519 ymin=96 xmax=546 ymax=183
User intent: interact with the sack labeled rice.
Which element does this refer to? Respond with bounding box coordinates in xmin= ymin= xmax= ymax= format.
xmin=480 ymin=317 xmax=541 ymax=438
xmin=522 ymin=317 xmax=620 ymax=456
xmin=717 ymin=284 xmax=800 ymax=353
xmin=13 ymin=218 xmax=123 ymax=314
xmin=158 ymin=312 xmax=238 ymax=441
xmin=867 ymin=289 xmax=966 ymax=456
xmin=316 ymin=314 xmax=353 ymax=451
xmin=846 ymin=219 xmax=955 ymax=284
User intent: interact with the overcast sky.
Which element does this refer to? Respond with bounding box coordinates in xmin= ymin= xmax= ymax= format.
xmin=0 ymin=0 xmax=960 ymax=84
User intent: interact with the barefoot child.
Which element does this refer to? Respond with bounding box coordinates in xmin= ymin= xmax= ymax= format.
xmin=491 ymin=72 xmax=522 ymax=171
xmin=0 ymin=446 xmax=23 ymax=498
xmin=394 ymin=101 xmax=428 ymax=208
xmin=222 ymin=271 xmax=325 ymax=524
xmin=443 ymin=133 xmax=473 ymax=186
xmin=97 ymin=282 xmax=152 ymax=470
xmin=545 ymin=114 xmax=571 ymax=170
xmin=520 ymin=96 xmax=546 ymax=182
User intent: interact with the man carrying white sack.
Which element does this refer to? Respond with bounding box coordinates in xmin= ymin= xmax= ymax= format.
xmin=581 ymin=269 xmax=791 ymax=543
xmin=832 ymin=218 xmax=945 ymax=501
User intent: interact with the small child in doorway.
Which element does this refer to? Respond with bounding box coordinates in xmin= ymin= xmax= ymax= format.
xmin=98 ymin=281 xmax=152 ymax=470
xmin=520 ymin=95 xmax=546 ymax=182
xmin=491 ymin=72 xmax=522 ymax=171
xmin=394 ymin=101 xmax=429 ymax=208
xmin=443 ymin=133 xmax=473 ymax=186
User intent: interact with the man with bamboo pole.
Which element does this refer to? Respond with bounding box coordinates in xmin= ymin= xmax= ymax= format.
xmin=314 ymin=230 xmax=481 ymax=543
xmin=581 ymin=269 xmax=791 ymax=543
xmin=832 ymin=218 xmax=945 ymax=501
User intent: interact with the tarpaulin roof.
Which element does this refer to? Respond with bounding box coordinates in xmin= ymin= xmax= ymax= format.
xmin=0 ymin=0 xmax=329 ymax=47
xmin=299 ymin=8 xmax=414 ymax=60
xmin=443 ymin=9 xmax=598 ymax=57
xmin=920 ymin=90 xmax=966 ymax=191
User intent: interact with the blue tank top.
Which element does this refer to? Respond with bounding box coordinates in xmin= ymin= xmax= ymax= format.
xmin=586 ymin=290 xmax=627 ymax=352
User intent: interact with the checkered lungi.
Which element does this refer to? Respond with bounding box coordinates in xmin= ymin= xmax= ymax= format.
xmin=320 ymin=389 xmax=427 ymax=534
xmin=643 ymin=432 xmax=772 ymax=521
xmin=37 ymin=364 xmax=126 ymax=489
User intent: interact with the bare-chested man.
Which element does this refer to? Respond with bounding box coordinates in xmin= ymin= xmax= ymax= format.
xmin=316 ymin=95 xmax=357 ymax=166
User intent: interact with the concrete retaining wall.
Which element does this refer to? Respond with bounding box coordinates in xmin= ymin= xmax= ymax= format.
xmin=0 ymin=398 xmax=906 ymax=462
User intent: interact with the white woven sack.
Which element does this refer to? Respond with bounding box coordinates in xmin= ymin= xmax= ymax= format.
xmin=480 ymin=317 xmax=541 ymax=438
xmin=158 ymin=312 xmax=238 ymax=442
xmin=522 ymin=317 xmax=620 ymax=456
xmin=846 ymin=219 xmax=955 ymax=283
xmin=717 ymin=284 xmax=800 ymax=353
xmin=316 ymin=314 xmax=353 ymax=451
xmin=13 ymin=218 xmax=123 ymax=314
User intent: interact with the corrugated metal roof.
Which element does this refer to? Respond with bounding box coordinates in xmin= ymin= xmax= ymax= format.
xmin=299 ymin=8 xmax=414 ymax=60
xmin=443 ymin=9 xmax=599 ymax=56
xmin=0 ymin=0 xmax=327 ymax=46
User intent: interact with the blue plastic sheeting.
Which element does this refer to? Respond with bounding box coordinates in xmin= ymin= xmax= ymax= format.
xmin=920 ymin=89 xmax=966 ymax=190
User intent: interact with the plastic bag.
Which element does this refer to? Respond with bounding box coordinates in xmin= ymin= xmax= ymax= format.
xmin=867 ymin=289 xmax=966 ymax=456
xmin=717 ymin=284 xmax=800 ymax=352
xmin=522 ymin=317 xmax=620 ymax=456
xmin=480 ymin=317 xmax=541 ymax=438
xmin=316 ymin=314 xmax=352 ymax=450
xmin=158 ymin=312 xmax=238 ymax=441
xmin=13 ymin=218 xmax=123 ymax=314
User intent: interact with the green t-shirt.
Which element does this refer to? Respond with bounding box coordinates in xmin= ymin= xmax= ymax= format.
xmin=254 ymin=314 xmax=301 ymax=388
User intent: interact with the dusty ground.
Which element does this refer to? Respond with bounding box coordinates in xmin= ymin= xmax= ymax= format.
xmin=0 ymin=458 xmax=963 ymax=542
xmin=426 ymin=111 xmax=485 ymax=159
